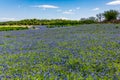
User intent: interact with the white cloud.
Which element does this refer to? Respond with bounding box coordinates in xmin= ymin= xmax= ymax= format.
xmin=0 ymin=17 xmax=16 ymax=21
xmin=106 ymin=0 xmax=120 ymax=5
xmin=63 ymin=11 xmax=74 ymax=14
xmin=62 ymin=9 xmax=75 ymax=14
xmin=33 ymin=5 xmax=59 ymax=9
xmin=92 ymin=8 xmax=100 ymax=11
xmin=62 ymin=8 xmax=80 ymax=14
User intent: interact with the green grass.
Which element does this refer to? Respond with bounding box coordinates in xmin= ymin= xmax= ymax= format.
xmin=0 ymin=26 xmax=28 ymax=31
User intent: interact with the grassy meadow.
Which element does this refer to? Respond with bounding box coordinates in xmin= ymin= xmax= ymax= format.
xmin=0 ymin=24 xmax=120 ymax=79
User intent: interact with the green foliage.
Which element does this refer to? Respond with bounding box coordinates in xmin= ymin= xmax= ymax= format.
xmin=115 ymin=26 xmax=119 ymax=29
xmin=0 ymin=19 xmax=96 ymax=26
xmin=79 ymin=20 xmax=96 ymax=24
xmin=103 ymin=10 xmax=119 ymax=21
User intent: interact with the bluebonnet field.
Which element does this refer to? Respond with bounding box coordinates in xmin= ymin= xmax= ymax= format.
xmin=0 ymin=24 xmax=120 ymax=80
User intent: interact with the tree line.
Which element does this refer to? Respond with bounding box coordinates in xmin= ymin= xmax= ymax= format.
xmin=0 ymin=9 xmax=120 ymax=26
xmin=0 ymin=19 xmax=96 ymax=26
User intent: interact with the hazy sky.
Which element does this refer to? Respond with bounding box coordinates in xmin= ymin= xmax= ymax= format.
xmin=0 ymin=0 xmax=120 ymax=21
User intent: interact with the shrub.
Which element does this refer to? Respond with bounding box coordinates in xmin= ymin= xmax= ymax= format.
xmin=79 ymin=20 xmax=96 ymax=24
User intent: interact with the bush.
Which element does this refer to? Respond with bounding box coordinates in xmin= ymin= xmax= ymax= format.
xmin=79 ymin=20 xmax=97 ymax=24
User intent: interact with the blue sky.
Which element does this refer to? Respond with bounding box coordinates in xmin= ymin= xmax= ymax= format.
xmin=0 ymin=0 xmax=120 ymax=21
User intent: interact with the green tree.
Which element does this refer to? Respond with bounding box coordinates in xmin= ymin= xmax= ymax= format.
xmin=103 ymin=10 xmax=119 ymax=21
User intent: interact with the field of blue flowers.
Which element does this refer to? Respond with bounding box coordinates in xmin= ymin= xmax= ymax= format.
xmin=0 ymin=24 xmax=120 ymax=80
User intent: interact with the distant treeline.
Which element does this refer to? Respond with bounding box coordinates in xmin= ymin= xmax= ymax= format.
xmin=0 ymin=19 xmax=96 ymax=26
xmin=0 ymin=9 xmax=120 ymax=26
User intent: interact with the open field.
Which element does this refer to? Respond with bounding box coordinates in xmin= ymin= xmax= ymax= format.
xmin=0 ymin=24 xmax=120 ymax=79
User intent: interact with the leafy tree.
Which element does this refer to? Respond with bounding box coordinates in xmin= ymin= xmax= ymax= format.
xmin=103 ymin=10 xmax=119 ymax=21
